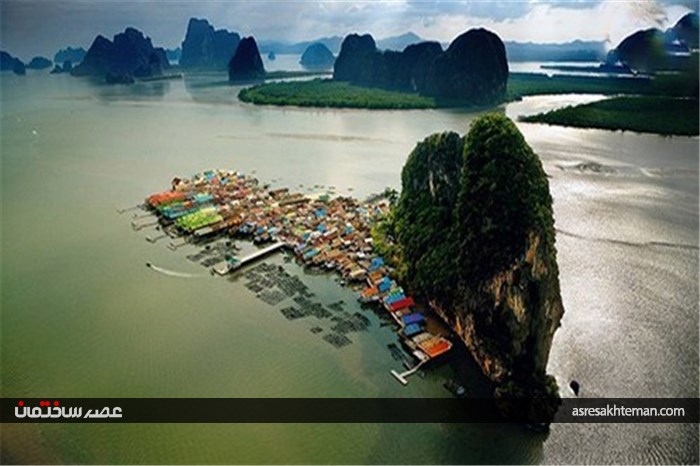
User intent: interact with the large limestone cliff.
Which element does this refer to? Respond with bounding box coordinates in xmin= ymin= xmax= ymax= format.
xmin=332 ymin=28 xmax=507 ymax=104
xmin=382 ymin=114 xmax=564 ymax=419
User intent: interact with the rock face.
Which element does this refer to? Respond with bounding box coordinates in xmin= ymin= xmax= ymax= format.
xmin=228 ymin=37 xmax=265 ymax=81
xmin=0 ymin=51 xmax=25 ymax=75
xmin=670 ymin=12 xmax=699 ymax=49
xmin=390 ymin=114 xmax=564 ymax=419
xmin=300 ymin=43 xmax=335 ymax=69
xmin=333 ymin=34 xmax=443 ymax=92
xmin=392 ymin=41 xmax=443 ymax=92
xmin=505 ymin=40 xmax=606 ymax=62
xmin=72 ymin=27 xmax=169 ymax=81
xmin=333 ymin=34 xmax=379 ymax=86
xmin=28 ymin=56 xmax=53 ymax=69
xmin=608 ymin=28 xmax=667 ymax=72
xmin=54 ymin=47 xmax=86 ymax=65
xmin=608 ymin=15 xmax=699 ymax=72
xmin=333 ymin=29 xmax=507 ymax=104
xmin=423 ymin=29 xmax=508 ymax=104
xmin=180 ymin=18 xmax=240 ymax=69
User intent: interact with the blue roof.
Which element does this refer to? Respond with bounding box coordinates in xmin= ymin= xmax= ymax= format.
xmin=378 ymin=281 xmax=392 ymax=293
xmin=402 ymin=313 xmax=425 ymax=325
xmin=369 ymin=257 xmax=385 ymax=271
xmin=384 ymin=293 xmax=406 ymax=304
xmin=404 ymin=323 xmax=423 ymax=337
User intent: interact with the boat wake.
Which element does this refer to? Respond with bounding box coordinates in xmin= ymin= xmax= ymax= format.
xmin=556 ymin=229 xmax=698 ymax=251
xmin=146 ymin=263 xmax=202 ymax=278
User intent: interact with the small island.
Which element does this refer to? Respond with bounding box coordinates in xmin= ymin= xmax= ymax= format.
xmin=520 ymin=96 xmax=699 ymax=136
xmin=518 ymin=13 xmax=699 ymax=136
xmin=180 ymin=18 xmax=240 ymax=70
xmin=130 ymin=113 xmax=565 ymax=423
xmin=299 ymin=43 xmax=335 ymax=69
xmin=0 ymin=50 xmax=26 ymax=75
xmin=239 ymin=79 xmax=437 ymax=109
xmin=374 ymin=114 xmax=564 ymax=421
xmin=236 ymin=16 xmax=698 ymax=137
xmin=240 ymin=28 xmax=508 ymax=109
xmin=27 ymin=56 xmax=53 ymax=70
xmin=54 ymin=46 xmax=86 ymax=65
xmin=72 ymin=27 xmax=171 ymax=83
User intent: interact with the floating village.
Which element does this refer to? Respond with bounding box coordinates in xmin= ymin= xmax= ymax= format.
xmin=125 ymin=169 xmax=453 ymax=385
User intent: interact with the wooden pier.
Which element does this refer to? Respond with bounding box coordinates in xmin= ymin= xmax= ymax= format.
xmin=390 ymin=355 xmax=429 ymax=385
xmin=212 ymin=242 xmax=287 ymax=276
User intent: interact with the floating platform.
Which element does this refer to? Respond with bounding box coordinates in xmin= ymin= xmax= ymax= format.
xmin=212 ymin=242 xmax=287 ymax=275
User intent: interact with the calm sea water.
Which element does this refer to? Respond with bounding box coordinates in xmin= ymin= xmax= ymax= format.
xmin=1 ymin=70 xmax=697 ymax=464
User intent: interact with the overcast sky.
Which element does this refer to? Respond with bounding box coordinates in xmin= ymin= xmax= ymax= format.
xmin=1 ymin=0 xmax=697 ymax=60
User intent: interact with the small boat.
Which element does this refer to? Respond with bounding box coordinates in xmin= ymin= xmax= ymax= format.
xmin=444 ymin=379 xmax=467 ymax=398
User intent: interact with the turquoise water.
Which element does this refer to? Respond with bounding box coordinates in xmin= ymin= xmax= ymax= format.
xmin=1 ymin=70 xmax=698 ymax=464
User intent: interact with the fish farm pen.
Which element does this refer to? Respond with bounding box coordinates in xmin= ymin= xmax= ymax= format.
xmin=124 ymin=169 xmax=452 ymax=384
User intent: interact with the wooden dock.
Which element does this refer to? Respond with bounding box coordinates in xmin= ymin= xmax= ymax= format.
xmin=390 ymin=355 xmax=429 ymax=385
xmin=212 ymin=242 xmax=287 ymax=276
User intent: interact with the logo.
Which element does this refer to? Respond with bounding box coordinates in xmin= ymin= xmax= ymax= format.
xmin=14 ymin=400 xmax=122 ymax=419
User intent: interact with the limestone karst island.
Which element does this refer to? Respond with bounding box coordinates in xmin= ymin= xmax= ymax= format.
xmin=1 ymin=1 xmax=698 ymax=465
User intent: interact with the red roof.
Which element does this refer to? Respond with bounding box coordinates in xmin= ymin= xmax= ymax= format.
xmin=389 ymin=297 xmax=415 ymax=312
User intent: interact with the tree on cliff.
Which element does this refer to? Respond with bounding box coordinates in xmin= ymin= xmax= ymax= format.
xmin=389 ymin=114 xmax=564 ymax=422
xmin=393 ymin=131 xmax=464 ymax=299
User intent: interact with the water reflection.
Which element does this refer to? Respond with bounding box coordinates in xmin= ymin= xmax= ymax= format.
xmin=85 ymin=78 xmax=172 ymax=102
xmin=183 ymin=73 xmax=238 ymax=104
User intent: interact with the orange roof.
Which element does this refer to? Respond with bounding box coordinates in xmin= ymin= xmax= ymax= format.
xmin=419 ymin=338 xmax=452 ymax=358
xmin=361 ymin=286 xmax=378 ymax=297
xmin=147 ymin=190 xmax=187 ymax=206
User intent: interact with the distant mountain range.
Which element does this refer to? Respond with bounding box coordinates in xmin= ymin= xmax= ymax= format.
xmin=504 ymin=40 xmax=607 ymax=62
xmin=258 ymin=32 xmax=425 ymax=55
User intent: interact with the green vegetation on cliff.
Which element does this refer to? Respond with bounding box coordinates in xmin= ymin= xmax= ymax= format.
xmin=520 ymin=96 xmax=699 ymax=136
xmin=382 ymin=114 xmax=564 ymax=421
xmin=392 ymin=132 xmax=464 ymax=298
xmin=457 ymin=115 xmax=556 ymax=285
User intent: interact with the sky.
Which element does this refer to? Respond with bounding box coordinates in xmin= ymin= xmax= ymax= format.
xmin=1 ymin=0 xmax=697 ymax=60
